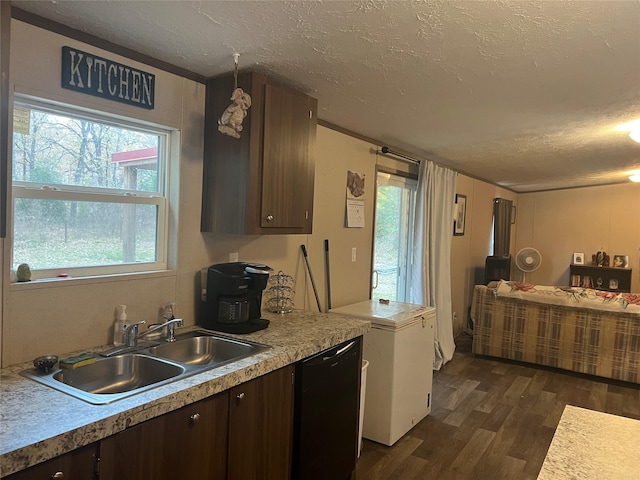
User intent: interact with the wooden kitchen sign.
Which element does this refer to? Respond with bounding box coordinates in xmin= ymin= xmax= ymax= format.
xmin=61 ymin=46 xmax=155 ymax=109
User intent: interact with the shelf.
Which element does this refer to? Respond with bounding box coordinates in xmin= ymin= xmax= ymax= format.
xmin=569 ymin=264 xmax=631 ymax=272
xmin=569 ymin=264 xmax=632 ymax=293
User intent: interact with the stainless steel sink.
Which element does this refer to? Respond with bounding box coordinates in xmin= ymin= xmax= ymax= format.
xmin=147 ymin=334 xmax=258 ymax=366
xmin=21 ymin=330 xmax=270 ymax=404
xmin=23 ymin=354 xmax=185 ymax=404
xmin=54 ymin=354 xmax=184 ymax=394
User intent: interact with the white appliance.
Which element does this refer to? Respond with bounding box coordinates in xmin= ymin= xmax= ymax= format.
xmin=330 ymin=300 xmax=435 ymax=446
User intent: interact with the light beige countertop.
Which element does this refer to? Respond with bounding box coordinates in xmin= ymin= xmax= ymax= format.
xmin=537 ymin=405 xmax=640 ymax=480
xmin=0 ymin=310 xmax=370 ymax=477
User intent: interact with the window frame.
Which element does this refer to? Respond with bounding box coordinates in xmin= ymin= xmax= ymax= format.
xmin=10 ymin=95 xmax=172 ymax=280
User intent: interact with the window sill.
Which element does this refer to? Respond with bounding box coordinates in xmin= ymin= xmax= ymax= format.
xmin=9 ymin=269 xmax=176 ymax=291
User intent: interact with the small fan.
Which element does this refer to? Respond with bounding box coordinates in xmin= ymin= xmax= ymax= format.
xmin=515 ymin=247 xmax=542 ymax=282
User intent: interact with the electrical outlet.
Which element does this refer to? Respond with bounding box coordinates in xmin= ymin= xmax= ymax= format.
xmin=351 ymin=247 xmax=357 ymax=262
xmin=229 ymin=252 xmax=239 ymax=262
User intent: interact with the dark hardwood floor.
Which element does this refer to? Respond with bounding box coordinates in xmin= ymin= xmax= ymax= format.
xmin=354 ymin=334 xmax=640 ymax=480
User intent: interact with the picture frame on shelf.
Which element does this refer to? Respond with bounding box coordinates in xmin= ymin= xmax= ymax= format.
xmin=609 ymin=278 xmax=619 ymax=290
xmin=612 ymin=255 xmax=628 ymax=268
xmin=453 ymin=194 xmax=466 ymax=236
xmin=572 ymin=252 xmax=585 ymax=265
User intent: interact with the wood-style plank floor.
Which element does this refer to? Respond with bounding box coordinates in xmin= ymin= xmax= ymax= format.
xmin=354 ymin=335 xmax=640 ymax=480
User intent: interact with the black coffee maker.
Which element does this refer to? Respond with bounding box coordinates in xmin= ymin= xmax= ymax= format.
xmin=200 ymin=262 xmax=272 ymax=334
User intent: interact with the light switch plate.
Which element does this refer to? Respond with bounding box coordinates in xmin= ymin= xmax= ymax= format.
xmin=351 ymin=247 xmax=357 ymax=262
xmin=229 ymin=252 xmax=239 ymax=262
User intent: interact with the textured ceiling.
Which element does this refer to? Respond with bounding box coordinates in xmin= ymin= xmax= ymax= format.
xmin=12 ymin=0 xmax=640 ymax=192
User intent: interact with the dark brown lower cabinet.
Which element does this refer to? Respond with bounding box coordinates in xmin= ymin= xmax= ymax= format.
xmin=5 ymin=367 xmax=294 ymax=480
xmin=228 ymin=364 xmax=294 ymax=480
xmin=4 ymin=442 xmax=98 ymax=480
xmin=99 ymin=391 xmax=229 ymax=480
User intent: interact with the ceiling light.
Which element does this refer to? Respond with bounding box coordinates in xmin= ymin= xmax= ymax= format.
xmin=616 ymin=119 xmax=640 ymax=131
xmin=616 ymin=119 xmax=640 ymax=143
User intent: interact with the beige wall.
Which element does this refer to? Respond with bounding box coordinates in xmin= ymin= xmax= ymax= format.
xmin=449 ymin=175 xmax=518 ymax=335
xmin=1 ymin=21 xmax=394 ymax=366
xmin=449 ymin=180 xmax=640 ymax=335
xmin=516 ymin=183 xmax=640 ymax=292
xmin=3 ymin=20 xmax=208 ymax=366
xmin=200 ymin=126 xmax=380 ymax=312
xmin=4 ymin=21 xmax=638 ymax=368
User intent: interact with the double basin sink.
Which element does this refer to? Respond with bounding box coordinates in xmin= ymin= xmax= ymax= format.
xmin=22 ymin=330 xmax=270 ymax=404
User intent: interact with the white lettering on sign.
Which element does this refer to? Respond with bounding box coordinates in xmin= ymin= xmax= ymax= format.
xmin=131 ymin=70 xmax=141 ymax=103
xmin=68 ymin=50 xmax=84 ymax=88
xmin=118 ymin=66 xmax=130 ymax=100
xmin=61 ymin=46 xmax=155 ymax=109
xmin=93 ymin=59 xmax=107 ymax=93
xmin=107 ymin=63 xmax=118 ymax=96
xmin=142 ymin=75 xmax=153 ymax=106
xmin=85 ymin=57 xmax=93 ymax=88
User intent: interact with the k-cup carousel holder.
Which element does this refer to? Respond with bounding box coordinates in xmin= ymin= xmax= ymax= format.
xmin=265 ymin=271 xmax=295 ymax=314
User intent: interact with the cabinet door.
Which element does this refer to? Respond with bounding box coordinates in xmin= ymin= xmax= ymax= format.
xmin=4 ymin=443 xmax=97 ymax=480
xmin=228 ymin=365 xmax=295 ymax=480
xmin=100 ymin=392 xmax=228 ymax=480
xmin=202 ymin=72 xmax=317 ymax=235
xmin=261 ymin=83 xmax=316 ymax=231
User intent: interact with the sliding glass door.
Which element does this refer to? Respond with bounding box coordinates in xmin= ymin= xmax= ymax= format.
xmin=372 ymin=171 xmax=417 ymax=302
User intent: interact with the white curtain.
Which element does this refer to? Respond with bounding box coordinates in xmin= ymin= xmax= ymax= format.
xmin=411 ymin=160 xmax=457 ymax=370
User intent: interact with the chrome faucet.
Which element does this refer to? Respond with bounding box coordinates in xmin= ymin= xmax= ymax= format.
xmin=102 ymin=318 xmax=184 ymax=358
xmin=137 ymin=318 xmax=184 ymax=343
xmin=124 ymin=320 xmax=147 ymax=347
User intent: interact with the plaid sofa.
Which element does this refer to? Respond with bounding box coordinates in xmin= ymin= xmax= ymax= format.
xmin=471 ymin=284 xmax=640 ymax=384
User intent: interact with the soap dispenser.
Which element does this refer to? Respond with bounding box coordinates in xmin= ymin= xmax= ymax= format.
xmin=162 ymin=301 xmax=176 ymax=321
xmin=113 ymin=304 xmax=129 ymax=346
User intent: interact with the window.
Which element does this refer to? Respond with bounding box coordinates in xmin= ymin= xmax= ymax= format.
xmin=371 ymin=171 xmax=417 ymax=302
xmin=11 ymin=98 xmax=171 ymax=279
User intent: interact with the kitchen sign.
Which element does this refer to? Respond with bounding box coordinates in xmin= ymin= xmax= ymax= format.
xmin=61 ymin=46 xmax=155 ymax=109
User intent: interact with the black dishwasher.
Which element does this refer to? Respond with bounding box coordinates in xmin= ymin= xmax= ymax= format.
xmin=293 ymin=336 xmax=362 ymax=480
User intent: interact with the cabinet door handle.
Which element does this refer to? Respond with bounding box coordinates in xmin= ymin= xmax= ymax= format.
xmin=236 ymin=392 xmax=245 ymax=401
xmin=265 ymin=215 xmax=274 ymax=222
xmin=51 ymin=473 xmax=64 ymax=479
xmin=190 ymin=413 xmax=201 ymax=423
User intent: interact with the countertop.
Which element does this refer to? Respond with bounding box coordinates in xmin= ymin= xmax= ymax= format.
xmin=537 ymin=405 xmax=640 ymax=479
xmin=0 ymin=310 xmax=370 ymax=477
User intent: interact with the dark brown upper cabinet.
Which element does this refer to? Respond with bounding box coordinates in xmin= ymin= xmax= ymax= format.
xmin=202 ymin=72 xmax=317 ymax=234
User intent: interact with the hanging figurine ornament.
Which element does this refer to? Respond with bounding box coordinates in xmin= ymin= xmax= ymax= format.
xmin=218 ymin=53 xmax=251 ymax=139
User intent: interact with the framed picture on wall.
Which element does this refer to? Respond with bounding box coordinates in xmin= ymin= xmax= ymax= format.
xmin=454 ymin=194 xmax=466 ymax=236
xmin=573 ymin=252 xmax=585 ymax=265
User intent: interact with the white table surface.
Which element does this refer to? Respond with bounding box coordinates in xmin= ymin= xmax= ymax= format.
xmin=537 ymin=405 xmax=640 ymax=479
